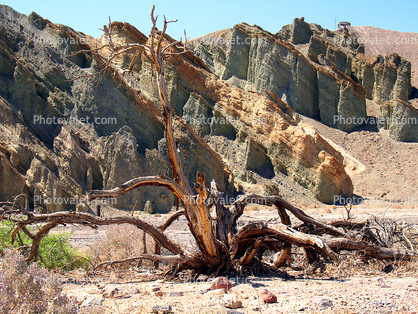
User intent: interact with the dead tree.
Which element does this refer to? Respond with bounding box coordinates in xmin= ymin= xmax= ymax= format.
xmin=1 ymin=6 xmax=416 ymax=276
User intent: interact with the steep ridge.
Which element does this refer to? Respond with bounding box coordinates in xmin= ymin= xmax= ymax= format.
xmin=189 ymin=18 xmax=416 ymax=143
xmin=0 ymin=5 xmax=353 ymax=212
xmin=337 ymin=26 xmax=418 ymax=89
xmin=0 ymin=6 xmax=232 ymax=212
xmin=95 ymin=21 xmax=354 ymax=204
xmin=189 ymin=20 xmax=368 ymax=132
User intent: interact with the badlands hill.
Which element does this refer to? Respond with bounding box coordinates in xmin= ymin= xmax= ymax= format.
xmin=0 ymin=7 xmax=416 ymax=213
xmin=337 ymin=26 xmax=418 ymax=90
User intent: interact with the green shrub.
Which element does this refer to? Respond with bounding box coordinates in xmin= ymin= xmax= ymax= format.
xmin=0 ymin=221 xmax=89 ymax=270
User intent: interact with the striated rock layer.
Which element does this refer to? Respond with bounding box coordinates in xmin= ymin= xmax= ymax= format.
xmin=379 ymin=99 xmax=418 ymax=142
xmin=0 ymin=5 xmax=353 ymax=211
xmin=352 ymin=53 xmax=411 ymax=104
xmin=189 ymin=20 xmax=367 ymax=132
xmin=190 ymin=18 xmax=415 ymax=138
xmin=95 ymin=21 xmax=354 ymax=203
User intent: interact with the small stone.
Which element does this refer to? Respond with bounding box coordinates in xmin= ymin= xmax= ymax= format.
xmin=104 ymin=287 xmax=120 ymax=298
xmin=153 ymin=290 xmax=164 ymax=297
xmin=205 ymin=288 xmax=226 ymax=296
xmin=317 ymin=298 xmax=333 ymax=309
xmin=220 ymin=294 xmax=242 ymax=309
xmin=114 ymin=291 xmax=130 ymax=299
xmin=380 ymin=284 xmax=391 ymax=288
xmin=81 ymin=295 xmax=104 ymax=307
xmin=210 ymin=277 xmax=233 ymax=291
xmin=151 ymin=285 xmax=161 ymax=292
xmin=129 ymin=287 xmax=140 ymax=295
xmin=382 ymin=264 xmax=393 ymax=273
xmin=195 ymin=289 xmax=209 ymax=294
xmin=168 ymin=291 xmax=183 ymax=297
xmin=259 ymin=288 xmax=277 ymax=303
xmin=151 ymin=305 xmax=173 ymax=314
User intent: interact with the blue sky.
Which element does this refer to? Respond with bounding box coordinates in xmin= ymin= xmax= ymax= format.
xmin=2 ymin=0 xmax=417 ymax=40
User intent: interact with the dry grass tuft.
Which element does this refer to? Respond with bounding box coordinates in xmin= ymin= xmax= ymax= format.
xmin=87 ymin=224 xmax=155 ymax=269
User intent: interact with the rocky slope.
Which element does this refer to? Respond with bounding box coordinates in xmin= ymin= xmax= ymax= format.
xmin=0 ymin=6 xmax=233 ymax=212
xmin=0 ymin=6 xmax=355 ymax=212
xmin=189 ymin=20 xmax=368 ymax=132
xmin=335 ymin=25 xmax=418 ymax=141
xmin=189 ymin=18 xmax=417 ymax=143
xmin=338 ymin=26 xmax=418 ymax=89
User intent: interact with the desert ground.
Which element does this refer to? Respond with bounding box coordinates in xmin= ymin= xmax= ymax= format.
xmin=55 ymin=204 xmax=418 ymax=314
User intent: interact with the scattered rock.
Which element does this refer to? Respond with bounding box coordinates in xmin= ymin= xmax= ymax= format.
xmin=151 ymin=305 xmax=173 ymax=314
xmin=114 ymin=291 xmax=131 ymax=299
xmin=220 ymin=294 xmax=243 ymax=309
xmin=383 ymin=264 xmax=394 ymax=273
xmin=81 ymin=295 xmax=104 ymax=307
xmin=259 ymin=288 xmax=277 ymax=303
xmin=168 ymin=291 xmax=184 ymax=297
xmin=128 ymin=287 xmax=140 ymax=295
xmin=317 ymin=298 xmax=333 ymax=309
xmin=210 ymin=277 xmax=233 ymax=291
xmin=150 ymin=285 xmax=161 ymax=292
xmin=103 ymin=287 xmax=119 ymax=298
xmin=153 ymin=290 xmax=164 ymax=297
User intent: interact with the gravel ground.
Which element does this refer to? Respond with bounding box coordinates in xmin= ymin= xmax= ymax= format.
xmin=55 ymin=207 xmax=418 ymax=313
xmin=62 ymin=271 xmax=418 ymax=313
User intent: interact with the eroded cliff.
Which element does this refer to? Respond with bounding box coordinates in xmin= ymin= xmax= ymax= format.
xmin=0 ymin=6 xmax=354 ymax=212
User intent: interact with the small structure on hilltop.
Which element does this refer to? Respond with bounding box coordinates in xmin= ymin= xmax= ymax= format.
xmin=338 ymin=21 xmax=351 ymax=28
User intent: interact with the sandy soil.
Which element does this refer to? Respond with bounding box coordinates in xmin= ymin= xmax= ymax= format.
xmin=55 ymin=205 xmax=418 ymax=313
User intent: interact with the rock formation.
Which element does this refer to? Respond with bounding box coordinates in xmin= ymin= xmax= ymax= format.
xmin=352 ymin=53 xmax=411 ymax=104
xmin=379 ymin=99 xmax=418 ymax=142
xmin=98 ymin=21 xmax=353 ymax=203
xmin=0 ymin=5 xmax=355 ymax=211
xmin=189 ymin=20 xmax=367 ymax=132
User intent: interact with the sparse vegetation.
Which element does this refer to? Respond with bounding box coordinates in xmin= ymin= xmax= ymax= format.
xmin=87 ymin=223 xmax=154 ymax=269
xmin=0 ymin=247 xmax=78 ymax=313
xmin=0 ymin=221 xmax=89 ymax=270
